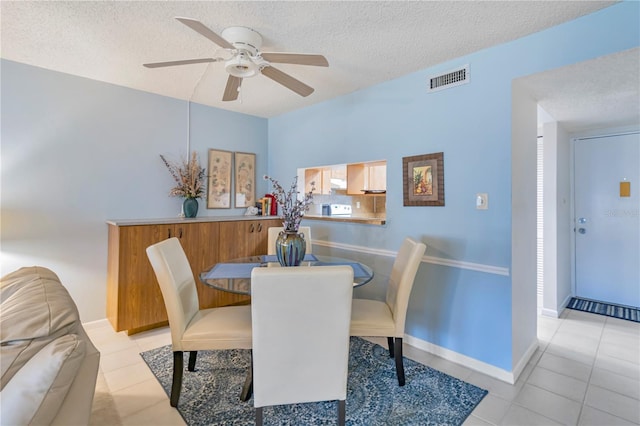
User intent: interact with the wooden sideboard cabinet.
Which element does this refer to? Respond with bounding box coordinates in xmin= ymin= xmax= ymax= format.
xmin=106 ymin=217 xmax=281 ymax=334
xmin=218 ymin=219 xmax=274 ymax=261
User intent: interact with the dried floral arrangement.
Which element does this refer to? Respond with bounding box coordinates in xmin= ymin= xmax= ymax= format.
xmin=160 ymin=152 xmax=206 ymax=199
xmin=264 ymin=175 xmax=315 ymax=232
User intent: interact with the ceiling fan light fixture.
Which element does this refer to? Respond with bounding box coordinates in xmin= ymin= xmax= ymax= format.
xmin=225 ymin=54 xmax=258 ymax=78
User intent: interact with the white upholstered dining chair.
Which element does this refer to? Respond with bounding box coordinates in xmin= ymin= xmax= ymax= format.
xmin=349 ymin=237 xmax=426 ymax=386
xmin=146 ymin=237 xmax=252 ymax=407
xmin=267 ymin=226 xmax=312 ymax=255
xmin=250 ymin=266 xmax=354 ymax=426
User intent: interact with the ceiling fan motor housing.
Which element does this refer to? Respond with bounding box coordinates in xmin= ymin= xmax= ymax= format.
xmin=221 ymin=26 xmax=263 ymax=56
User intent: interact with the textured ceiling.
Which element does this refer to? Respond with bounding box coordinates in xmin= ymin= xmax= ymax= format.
xmin=1 ymin=0 xmax=633 ymax=126
xmin=521 ymin=47 xmax=640 ymax=133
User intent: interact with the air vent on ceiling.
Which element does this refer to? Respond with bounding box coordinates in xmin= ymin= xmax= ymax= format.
xmin=428 ymin=65 xmax=469 ymax=93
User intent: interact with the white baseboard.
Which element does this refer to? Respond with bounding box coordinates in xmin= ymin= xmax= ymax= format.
xmin=560 ymin=294 xmax=573 ymax=312
xmin=404 ymin=333 xmax=516 ymax=384
xmin=541 ymin=308 xmax=560 ymax=318
xmin=511 ymin=339 xmax=539 ymax=383
xmin=540 ymin=294 xmax=574 ymax=318
xmin=82 ymin=318 xmax=111 ymax=329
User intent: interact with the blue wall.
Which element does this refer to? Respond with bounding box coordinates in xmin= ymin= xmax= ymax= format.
xmin=0 ymin=61 xmax=267 ymax=320
xmin=269 ymin=2 xmax=639 ymax=371
xmin=188 ymin=102 xmax=269 ymax=214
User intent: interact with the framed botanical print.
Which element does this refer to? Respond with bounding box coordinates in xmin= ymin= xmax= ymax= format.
xmin=207 ymin=149 xmax=232 ymax=209
xmin=403 ymin=152 xmax=444 ymax=206
xmin=234 ymin=152 xmax=256 ymax=208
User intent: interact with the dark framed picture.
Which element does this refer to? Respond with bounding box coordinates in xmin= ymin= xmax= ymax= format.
xmin=403 ymin=152 xmax=444 ymax=206
xmin=234 ymin=152 xmax=256 ymax=208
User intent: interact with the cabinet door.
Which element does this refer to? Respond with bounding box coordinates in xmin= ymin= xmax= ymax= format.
xmin=305 ymin=168 xmax=323 ymax=193
xmin=218 ymin=219 xmax=281 ymax=261
xmin=178 ymin=222 xmax=222 ymax=309
xmin=252 ymin=219 xmax=281 ymax=254
xmin=305 ymin=168 xmax=332 ymax=194
xmin=215 ymin=219 xmax=276 ymax=306
xmin=117 ymin=224 xmax=172 ymax=331
xmin=367 ymin=162 xmax=387 ymax=190
xmin=218 ymin=221 xmax=255 ymax=261
xmin=347 ymin=163 xmax=365 ymax=194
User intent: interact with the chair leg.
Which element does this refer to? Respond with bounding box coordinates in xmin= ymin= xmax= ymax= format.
xmin=171 ymin=351 xmax=184 ymax=407
xmin=255 ymin=407 xmax=263 ymax=426
xmin=394 ymin=338 xmax=405 ymax=386
xmin=188 ymin=351 xmax=198 ymax=371
xmin=240 ymin=349 xmax=253 ymax=402
xmin=338 ymin=399 xmax=346 ymax=426
xmin=387 ymin=337 xmax=395 ymax=358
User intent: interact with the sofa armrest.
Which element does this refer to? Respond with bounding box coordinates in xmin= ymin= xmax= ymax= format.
xmin=0 ymin=334 xmax=85 ymax=425
xmin=51 ymin=325 xmax=100 ymax=426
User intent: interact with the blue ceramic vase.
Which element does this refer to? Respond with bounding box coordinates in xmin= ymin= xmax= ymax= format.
xmin=183 ymin=198 xmax=198 ymax=218
xmin=275 ymin=231 xmax=306 ymax=266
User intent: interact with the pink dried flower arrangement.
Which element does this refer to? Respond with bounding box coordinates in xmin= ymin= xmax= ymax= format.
xmin=264 ymin=175 xmax=315 ymax=232
xmin=160 ymin=152 xmax=206 ymax=199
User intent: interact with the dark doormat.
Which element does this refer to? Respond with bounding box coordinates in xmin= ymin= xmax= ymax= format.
xmin=567 ymin=297 xmax=640 ymax=323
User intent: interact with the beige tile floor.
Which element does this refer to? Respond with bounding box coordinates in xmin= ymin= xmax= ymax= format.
xmin=86 ymin=308 xmax=640 ymax=425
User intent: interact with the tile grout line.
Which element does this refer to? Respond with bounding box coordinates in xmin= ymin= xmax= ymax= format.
xmin=573 ymin=316 xmax=606 ymax=424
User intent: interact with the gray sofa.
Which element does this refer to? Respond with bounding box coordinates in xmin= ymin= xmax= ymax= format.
xmin=1 ymin=266 xmax=100 ymax=425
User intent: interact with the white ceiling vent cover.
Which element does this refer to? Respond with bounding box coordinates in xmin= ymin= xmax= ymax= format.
xmin=428 ymin=65 xmax=469 ymax=92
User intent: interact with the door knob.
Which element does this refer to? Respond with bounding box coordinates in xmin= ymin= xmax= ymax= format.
xmin=578 ymin=228 xmax=587 ymax=234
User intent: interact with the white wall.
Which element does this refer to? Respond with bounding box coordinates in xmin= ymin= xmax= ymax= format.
xmin=542 ymin=122 xmax=559 ymax=315
xmin=555 ymin=123 xmax=573 ymax=313
xmin=511 ymin=81 xmax=539 ymax=375
xmin=540 ymin=121 xmax=572 ymax=317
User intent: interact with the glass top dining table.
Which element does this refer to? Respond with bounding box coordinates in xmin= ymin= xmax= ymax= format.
xmin=199 ymin=254 xmax=374 ymax=295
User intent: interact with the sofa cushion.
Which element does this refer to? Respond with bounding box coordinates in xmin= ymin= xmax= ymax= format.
xmin=0 ymin=334 xmax=85 ymax=425
xmin=1 ymin=266 xmax=81 ymax=388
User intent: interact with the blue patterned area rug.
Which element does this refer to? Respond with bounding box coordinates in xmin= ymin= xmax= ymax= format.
xmin=567 ymin=297 xmax=640 ymax=323
xmin=141 ymin=337 xmax=487 ymax=425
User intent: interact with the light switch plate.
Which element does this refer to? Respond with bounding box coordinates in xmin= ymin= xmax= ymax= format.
xmin=476 ymin=193 xmax=488 ymax=210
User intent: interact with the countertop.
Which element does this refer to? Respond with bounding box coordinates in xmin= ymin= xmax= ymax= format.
xmin=303 ymin=215 xmax=386 ymax=225
xmin=106 ymin=215 xmax=282 ymax=226
xmin=107 ymin=214 xmax=386 ymax=227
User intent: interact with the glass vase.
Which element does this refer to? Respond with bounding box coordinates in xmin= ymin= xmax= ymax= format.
xmin=275 ymin=230 xmax=306 ymax=266
xmin=183 ymin=198 xmax=199 ymax=218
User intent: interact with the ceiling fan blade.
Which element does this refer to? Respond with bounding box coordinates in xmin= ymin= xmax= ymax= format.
xmin=175 ymin=17 xmax=234 ymax=50
xmin=223 ymin=75 xmax=242 ymax=101
xmin=143 ymin=58 xmax=219 ymax=68
xmin=261 ymin=66 xmax=314 ymax=97
xmin=261 ymin=53 xmax=329 ymax=67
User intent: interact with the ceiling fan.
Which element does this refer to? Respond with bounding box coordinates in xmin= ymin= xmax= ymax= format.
xmin=143 ymin=17 xmax=329 ymax=101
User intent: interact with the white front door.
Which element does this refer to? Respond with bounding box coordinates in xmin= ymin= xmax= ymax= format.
xmin=574 ymin=132 xmax=640 ymax=307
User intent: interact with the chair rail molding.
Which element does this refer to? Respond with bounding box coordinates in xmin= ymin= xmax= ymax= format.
xmin=312 ymin=240 xmax=510 ymax=277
